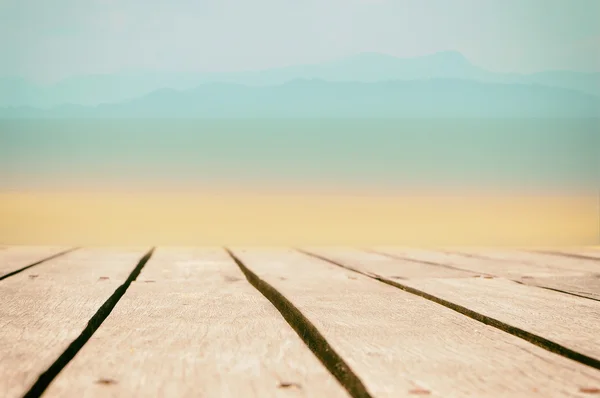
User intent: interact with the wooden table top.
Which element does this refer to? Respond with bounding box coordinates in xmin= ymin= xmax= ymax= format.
xmin=1 ymin=246 xmax=599 ymax=398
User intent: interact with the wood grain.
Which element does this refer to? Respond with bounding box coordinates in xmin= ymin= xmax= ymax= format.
xmin=305 ymin=247 xmax=477 ymax=279
xmin=364 ymin=248 xmax=600 ymax=300
xmin=535 ymin=250 xmax=600 ymax=261
xmin=452 ymin=249 xmax=600 ymax=273
xmin=400 ymin=277 xmax=600 ymax=358
xmin=515 ymin=274 xmax=600 ymax=301
xmin=370 ymin=247 xmax=587 ymax=278
xmin=43 ymin=247 xmax=348 ymax=398
xmin=0 ymin=248 xmax=150 ymax=398
xmin=232 ymin=248 xmax=600 ymax=398
xmin=0 ymin=246 xmax=73 ymax=278
xmin=312 ymin=249 xmax=600 ymax=358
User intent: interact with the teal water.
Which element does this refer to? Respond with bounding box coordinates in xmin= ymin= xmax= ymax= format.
xmin=0 ymin=119 xmax=598 ymax=191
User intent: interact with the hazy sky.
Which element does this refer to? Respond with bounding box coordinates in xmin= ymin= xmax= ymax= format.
xmin=1 ymin=0 xmax=599 ymax=82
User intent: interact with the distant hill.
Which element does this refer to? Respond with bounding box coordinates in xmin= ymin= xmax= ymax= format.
xmin=1 ymin=79 xmax=598 ymax=118
xmin=1 ymin=51 xmax=600 ymax=108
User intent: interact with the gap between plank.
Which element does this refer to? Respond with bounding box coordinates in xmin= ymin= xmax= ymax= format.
xmin=224 ymin=248 xmax=374 ymax=398
xmin=531 ymin=250 xmax=600 ymax=262
xmin=511 ymin=280 xmax=600 ymax=303
xmin=364 ymin=248 xmax=478 ymax=275
xmin=297 ymin=249 xmax=600 ymax=373
xmin=21 ymin=247 xmax=155 ymax=398
xmin=0 ymin=248 xmax=80 ymax=281
xmin=367 ymin=248 xmax=600 ymax=303
xmin=440 ymin=250 xmax=536 ymax=265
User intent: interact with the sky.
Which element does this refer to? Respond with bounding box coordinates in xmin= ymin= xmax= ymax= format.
xmin=1 ymin=0 xmax=599 ymax=83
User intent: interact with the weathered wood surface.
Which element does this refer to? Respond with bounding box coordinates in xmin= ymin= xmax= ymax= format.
xmin=314 ymin=247 xmax=476 ymax=279
xmin=2 ymin=246 xmax=600 ymax=398
xmin=516 ymin=274 xmax=600 ymax=301
xmin=0 ymin=247 xmax=150 ymax=398
xmin=305 ymin=249 xmax=600 ymax=359
xmin=365 ymin=247 xmax=600 ymax=301
xmin=44 ymin=247 xmax=348 ymax=398
xmin=536 ymin=249 xmax=600 ymax=261
xmin=0 ymin=246 xmax=74 ymax=279
xmin=368 ymin=247 xmax=585 ymax=277
xmin=402 ymin=277 xmax=600 ymax=356
xmin=450 ymin=248 xmax=600 ymax=273
xmin=232 ymin=248 xmax=600 ymax=398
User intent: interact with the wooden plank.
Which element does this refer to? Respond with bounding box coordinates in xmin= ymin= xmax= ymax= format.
xmin=535 ymin=249 xmax=600 ymax=261
xmin=400 ymin=277 xmax=600 ymax=358
xmin=305 ymin=247 xmax=477 ymax=279
xmin=452 ymin=248 xmax=600 ymax=273
xmin=309 ymin=249 xmax=600 ymax=358
xmin=0 ymin=247 xmax=150 ymax=398
xmin=516 ymin=275 xmax=600 ymax=301
xmin=371 ymin=247 xmax=586 ymax=278
xmin=43 ymin=247 xmax=349 ymax=398
xmin=232 ymin=248 xmax=600 ymax=398
xmin=0 ymin=246 xmax=73 ymax=278
xmin=364 ymin=248 xmax=600 ymax=301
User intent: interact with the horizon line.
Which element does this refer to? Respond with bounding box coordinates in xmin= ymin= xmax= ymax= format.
xmin=3 ymin=50 xmax=600 ymax=85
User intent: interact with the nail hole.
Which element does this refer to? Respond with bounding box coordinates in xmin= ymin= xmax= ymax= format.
xmin=95 ymin=378 xmax=117 ymax=385
xmin=98 ymin=277 xmax=109 ymax=281
xmin=143 ymin=280 xmax=155 ymax=283
xmin=28 ymin=275 xmax=39 ymax=279
xmin=278 ymin=382 xmax=301 ymax=389
xmin=409 ymin=388 xmax=431 ymax=395
xmin=580 ymin=387 xmax=600 ymax=394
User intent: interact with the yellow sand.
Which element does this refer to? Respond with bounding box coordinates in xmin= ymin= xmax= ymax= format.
xmin=0 ymin=191 xmax=597 ymax=246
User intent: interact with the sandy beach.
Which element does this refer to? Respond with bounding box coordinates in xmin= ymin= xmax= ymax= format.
xmin=0 ymin=190 xmax=596 ymax=246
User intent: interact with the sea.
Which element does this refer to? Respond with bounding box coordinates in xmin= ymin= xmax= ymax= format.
xmin=0 ymin=118 xmax=598 ymax=193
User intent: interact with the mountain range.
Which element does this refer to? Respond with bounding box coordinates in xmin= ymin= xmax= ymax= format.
xmin=2 ymin=78 xmax=599 ymax=118
xmin=1 ymin=51 xmax=599 ymax=118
